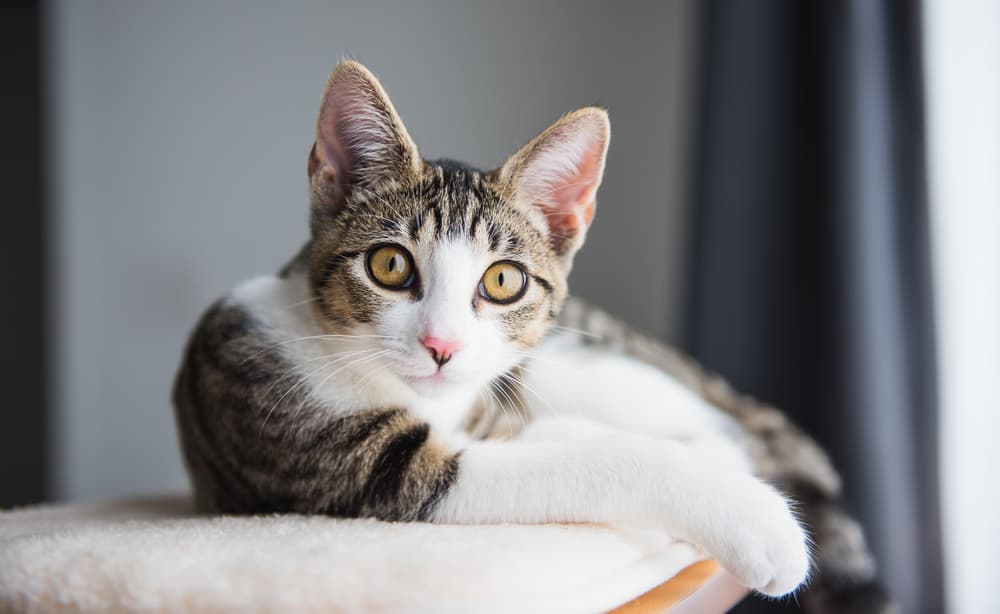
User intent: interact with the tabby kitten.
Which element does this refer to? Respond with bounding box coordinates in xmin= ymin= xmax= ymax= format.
xmin=174 ymin=61 xmax=892 ymax=612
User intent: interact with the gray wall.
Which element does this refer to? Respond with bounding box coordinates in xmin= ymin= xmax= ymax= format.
xmin=48 ymin=0 xmax=695 ymax=500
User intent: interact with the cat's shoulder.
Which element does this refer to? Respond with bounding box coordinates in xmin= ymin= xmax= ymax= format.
xmin=227 ymin=272 xmax=310 ymax=314
xmin=191 ymin=271 xmax=316 ymax=349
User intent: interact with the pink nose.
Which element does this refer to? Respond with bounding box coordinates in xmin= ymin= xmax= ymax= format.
xmin=421 ymin=335 xmax=463 ymax=366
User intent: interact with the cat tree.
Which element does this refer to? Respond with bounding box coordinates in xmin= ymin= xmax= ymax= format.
xmin=0 ymin=495 xmax=747 ymax=613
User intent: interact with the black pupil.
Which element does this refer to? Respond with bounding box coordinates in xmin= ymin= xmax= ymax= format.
xmin=388 ymin=255 xmax=397 ymax=272
xmin=497 ymin=271 xmax=505 ymax=286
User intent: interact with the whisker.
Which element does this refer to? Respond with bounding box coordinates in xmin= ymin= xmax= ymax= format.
xmin=471 ymin=389 xmax=492 ymax=439
xmin=259 ymin=349 xmax=381 ymax=432
xmin=511 ymin=350 xmax=566 ymax=369
xmin=548 ymin=324 xmax=603 ymax=339
xmin=241 ymin=334 xmax=396 ymax=364
xmin=505 ymin=370 xmax=556 ymax=418
xmin=290 ymin=349 xmax=393 ymax=422
xmin=482 ymin=381 xmax=513 ymax=440
xmin=493 ymin=376 xmax=528 ymax=431
xmin=281 ymin=296 xmax=320 ymax=310
xmin=261 ymin=348 xmax=372 ymax=399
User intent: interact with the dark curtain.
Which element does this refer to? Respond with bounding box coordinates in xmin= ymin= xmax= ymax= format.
xmin=684 ymin=1 xmax=943 ymax=613
xmin=0 ymin=0 xmax=47 ymax=508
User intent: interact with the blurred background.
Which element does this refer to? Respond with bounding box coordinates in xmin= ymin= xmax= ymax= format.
xmin=1 ymin=1 xmax=996 ymax=613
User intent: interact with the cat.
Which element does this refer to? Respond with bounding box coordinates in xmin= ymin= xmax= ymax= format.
xmin=173 ymin=61 xmax=893 ymax=612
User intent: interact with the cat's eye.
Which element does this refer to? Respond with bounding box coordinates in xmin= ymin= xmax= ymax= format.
xmin=366 ymin=244 xmax=415 ymax=290
xmin=479 ymin=261 xmax=528 ymax=304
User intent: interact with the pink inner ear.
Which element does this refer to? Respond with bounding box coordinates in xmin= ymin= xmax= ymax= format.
xmin=314 ymin=66 xmax=407 ymax=189
xmin=317 ymin=111 xmax=349 ymax=176
xmin=315 ymin=85 xmax=371 ymax=186
xmin=539 ymin=135 xmax=605 ymax=235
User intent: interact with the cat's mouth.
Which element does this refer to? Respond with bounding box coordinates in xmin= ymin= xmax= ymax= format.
xmin=383 ymin=350 xmax=486 ymax=396
xmin=401 ymin=371 xmax=447 ymax=385
xmin=396 ymin=364 xmax=466 ymax=394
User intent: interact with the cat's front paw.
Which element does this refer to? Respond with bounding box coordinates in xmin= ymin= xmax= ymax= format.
xmin=701 ymin=477 xmax=811 ymax=597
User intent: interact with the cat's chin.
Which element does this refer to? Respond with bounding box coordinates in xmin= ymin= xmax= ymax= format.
xmin=398 ymin=370 xmax=470 ymax=397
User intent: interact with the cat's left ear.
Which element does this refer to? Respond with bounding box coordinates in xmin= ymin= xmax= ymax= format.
xmin=496 ymin=108 xmax=610 ymax=265
xmin=309 ymin=61 xmax=421 ymax=213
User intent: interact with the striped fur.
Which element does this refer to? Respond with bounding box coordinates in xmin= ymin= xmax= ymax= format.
xmin=173 ymin=61 xmax=891 ymax=610
xmin=174 ymin=300 xmax=458 ymax=519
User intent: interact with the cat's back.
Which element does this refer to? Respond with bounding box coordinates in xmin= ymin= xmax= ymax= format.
xmin=554 ymin=295 xmax=707 ymax=393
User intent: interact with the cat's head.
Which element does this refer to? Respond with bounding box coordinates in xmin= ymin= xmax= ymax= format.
xmin=306 ymin=61 xmax=609 ymax=397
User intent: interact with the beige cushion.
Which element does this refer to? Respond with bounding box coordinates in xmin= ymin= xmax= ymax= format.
xmin=0 ymin=495 xmax=725 ymax=614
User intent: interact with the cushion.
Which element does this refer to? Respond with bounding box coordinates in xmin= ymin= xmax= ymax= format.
xmin=0 ymin=495 xmax=741 ymax=613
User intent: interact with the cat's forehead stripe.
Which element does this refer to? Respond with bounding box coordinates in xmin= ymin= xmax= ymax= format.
xmin=337 ymin=163 xmax=548 ymax=266
xmin=419 ymin=161 xmax=498 ymax=244
xmin=407 ymin=214 xmax=422 ymax=242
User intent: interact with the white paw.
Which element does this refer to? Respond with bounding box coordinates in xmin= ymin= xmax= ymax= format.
xmin=698 ymin=476 xmax=811 ymax=597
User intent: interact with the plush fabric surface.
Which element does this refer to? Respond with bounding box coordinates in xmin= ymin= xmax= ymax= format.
xmin=0 ymin=495 xmax=703 ymax=614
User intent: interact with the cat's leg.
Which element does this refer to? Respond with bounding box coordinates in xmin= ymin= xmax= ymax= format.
xmin=434 ymin=417 xmax=811 ymax=597
xmin=526 ymin=332 xmax=844 ymax=497
xmin=524 ymin=337 xmax=888 ymax=609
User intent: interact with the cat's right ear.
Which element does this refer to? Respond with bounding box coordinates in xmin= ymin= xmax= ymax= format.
xmin=308 ymin=61 xmax=420 ymax=212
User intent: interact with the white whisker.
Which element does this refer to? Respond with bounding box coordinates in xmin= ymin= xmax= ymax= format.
xmin=259 ymin=348 xmax=383 ymax=433
xmin=482 ymin=381 xmax=513 ymax=440
xmin=261 ymin=348 xmax=372 ymax=399
xmin=549 ymin=324 xmax=603 ymax=339
xmin=494 ymin=376 xmax=528 ymax=431
xmin=289 ymin=349 xmax=393 ymax=422
xmin=281 ymin=296 xmax=321 ymax=310
xmin=505 ymin=370 xmax=556 ymax=418
xmin=241 ymin=334 xmax=396 ymax=364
